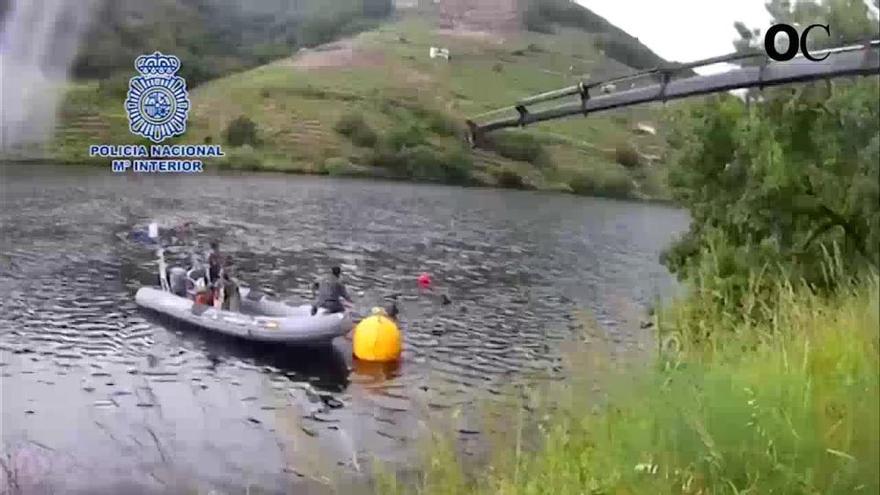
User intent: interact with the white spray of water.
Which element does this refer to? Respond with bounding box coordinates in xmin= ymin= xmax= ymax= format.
xmin=0 ymin=0 xmax=98 ymax=152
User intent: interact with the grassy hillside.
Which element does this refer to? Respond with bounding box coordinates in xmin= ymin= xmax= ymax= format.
xmin=53 ymin=15 xmax=671 ymax=200
xmin=71 ymin=0 xmax=394 ymax=86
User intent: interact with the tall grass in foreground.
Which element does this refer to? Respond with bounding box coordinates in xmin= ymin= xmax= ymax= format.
xmin=377 ymin=276 xmax=879 ymax=494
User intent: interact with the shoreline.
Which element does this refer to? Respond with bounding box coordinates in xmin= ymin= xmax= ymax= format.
xmin=0 ymin=158 xmax=678 ymax=206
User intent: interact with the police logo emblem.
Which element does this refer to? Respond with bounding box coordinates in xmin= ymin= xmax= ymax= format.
xmin=125 ymin=52 xmax=190 ymax=143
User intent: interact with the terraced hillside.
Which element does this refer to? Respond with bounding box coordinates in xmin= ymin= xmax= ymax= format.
xmin=53 ymin=15 xmax=671 ymax=200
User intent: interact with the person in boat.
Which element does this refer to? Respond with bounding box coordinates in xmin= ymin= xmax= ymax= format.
xmin=168 ymin=266 xmax=188 ymax=297
xmin=311 ymin=266 xmax=353 ymax=315
xmin=220 ymin=270 xmax=241 ymax=312
xmin=186 ymin=254 xmax=212 ymax=304
xmin=187 ymin=258 xmax=208 ymax=288
xmin=193 ymin=277 xmax=213 ymax=306
xmin=210 ymin=264 xmax=241 ymax=311
xmin=207 ymin=241 xmax=225 ymax=285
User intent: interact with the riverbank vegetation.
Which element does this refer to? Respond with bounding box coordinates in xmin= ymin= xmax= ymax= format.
xmin=378 ymin=274 xmax=879 ymax=495
xmin=36 ymin=1 xmax=670 ymax=201
xmin=376 ymin=1 xmax=879 ymax=492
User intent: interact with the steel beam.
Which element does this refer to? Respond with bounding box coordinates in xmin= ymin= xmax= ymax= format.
xmin=469 ymin=41 xmax=879 ymax=138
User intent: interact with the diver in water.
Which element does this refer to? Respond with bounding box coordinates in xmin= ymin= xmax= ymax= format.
xmin=311 ymin=266 xmax=353 ymax=315
xmin=385 ymin=299 xmax=400 ymax=320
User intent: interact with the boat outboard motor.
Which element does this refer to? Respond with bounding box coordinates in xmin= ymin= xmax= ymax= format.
xmin=168 ymin=267 xmax=187 ymax=297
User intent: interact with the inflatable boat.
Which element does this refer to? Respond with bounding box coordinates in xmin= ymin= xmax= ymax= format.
xmin=135 ymin=286 xmax=353 ymax=344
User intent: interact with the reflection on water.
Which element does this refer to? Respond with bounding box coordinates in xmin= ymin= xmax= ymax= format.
xmin=0 ymin=164 xmax=689 ymax=493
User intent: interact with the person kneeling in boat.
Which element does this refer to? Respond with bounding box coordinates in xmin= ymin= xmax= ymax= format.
xmin=185 ymin=259 xmax=213 ymax=305
xmin=311 ymin=266 xmax=353 ymax=315
xmin=192 ymin=278 xmax=213 ymax=306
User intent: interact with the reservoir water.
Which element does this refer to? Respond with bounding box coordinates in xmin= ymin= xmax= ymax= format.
xmin=0 ymin=164 xmax=689 ymax=494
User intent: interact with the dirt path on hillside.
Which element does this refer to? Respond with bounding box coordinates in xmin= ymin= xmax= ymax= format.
xmin=283 ymin=38 xmax=386 ymax=70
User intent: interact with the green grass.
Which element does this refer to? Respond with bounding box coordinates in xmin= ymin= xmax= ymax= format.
xmin=378 ymin=274 xmax=880 ymax=494
xmin=47 ymin=17 xmax=670 ymax=200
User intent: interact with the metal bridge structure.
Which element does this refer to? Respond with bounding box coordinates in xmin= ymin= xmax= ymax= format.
xmin=465 ymin=40 xmax=880 ymax=146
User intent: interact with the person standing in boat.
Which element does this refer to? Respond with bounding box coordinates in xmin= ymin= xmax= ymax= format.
xmin=218 ymin=269 xmax=241 ymax=311
xmin=207 ymin=241 xmax=225 ymax=285
xmin=311 ymin=266 xmax=353 ymax=315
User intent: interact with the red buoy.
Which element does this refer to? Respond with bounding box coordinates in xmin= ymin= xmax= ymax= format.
xmin=417 ymin=273 xmax=432 ymax=289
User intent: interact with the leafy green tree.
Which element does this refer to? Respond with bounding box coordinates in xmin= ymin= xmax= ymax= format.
xmin=664 ymin=82 xmax=879 ymax=281
xmin=734 ymin=0 xmax=879 ymax=59
xmin=664 ymin=0 xmax=879 ymax=317
xmin=225 ymin=116 xmax=260 ymax=147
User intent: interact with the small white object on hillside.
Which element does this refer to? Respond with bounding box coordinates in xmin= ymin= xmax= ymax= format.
xmin=429 ymin=46 xmax=450 ymax=61
xmin=633 ymin=122 xmax=657 ymax=136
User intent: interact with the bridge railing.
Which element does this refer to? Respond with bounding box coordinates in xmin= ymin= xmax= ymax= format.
xmin=466 ymin=40 xmax=880 ymax=145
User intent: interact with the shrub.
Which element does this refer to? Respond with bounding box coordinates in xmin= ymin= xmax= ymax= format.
xmin=219 ymin=144 xmax=263 ymax=170
xmin=614 ymin=141 xmax=642 ymax=168
xmin=568 ymin=167 xmax=634 ymax=198
xmin=369 ymin=143 xmax=472 ymax=184
xmin=334 ymin=112 xmax=365 ymax=135
xmin=386 ymin=124 xmax=427 ymax=151
xmin=426 ymin=111 xmax=460 ymax=137
xmin=494 ymin=168 xmax=527 ymax=189
xmin=439 ymin=149 xmax=473 ymax=184
xmin=492 ymin=63 xmax=504 ymax=73
xmin=322 ymin=157 xmax=353 ymax=176
xmin=334 ymin=112 xmax=378 ymax=147
xmin=178 ymin=57 xmax=225 ymax=89
xmin=350 ymin=126 xmax=378 ymax=147
xmin=527 ymin=43 xmax=545 ymax=53
xmin=399 ymin=145 xmax=441 ymax=178
xmin=487 ymin=131 xmax=548 ymax=166
xmin=98 ymin=72 xmax=132 ymax=100
xmin=368 ymin=145 xmax=404 ymax=171
xmin=224 ymin=116 xmax=259 ymax=147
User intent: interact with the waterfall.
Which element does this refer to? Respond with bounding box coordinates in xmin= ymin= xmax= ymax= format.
xmin=0 ymin=0 xmax=98 ymax=152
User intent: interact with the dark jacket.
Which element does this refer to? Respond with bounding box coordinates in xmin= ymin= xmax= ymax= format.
xmin=208 ymin=251 xmax=225 ymax=282
xmin=314 ymin=275 xmax=351 ymax=310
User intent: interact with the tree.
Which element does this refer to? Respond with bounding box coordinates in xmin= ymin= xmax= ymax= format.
xmin=225 ymin=116 xmax=260 ymax=147
xmin=734 ymin=0 xmax=880 ymax=58
xmin=663 ymin=0 xmax=880 ymax=316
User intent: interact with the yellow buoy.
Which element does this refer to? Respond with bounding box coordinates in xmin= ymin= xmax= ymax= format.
xmin=353 ymin=310 xmax=402 ymax=363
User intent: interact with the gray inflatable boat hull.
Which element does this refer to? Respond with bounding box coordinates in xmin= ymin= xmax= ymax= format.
xmin=135 ymin=287 xmax=352 ymax=344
